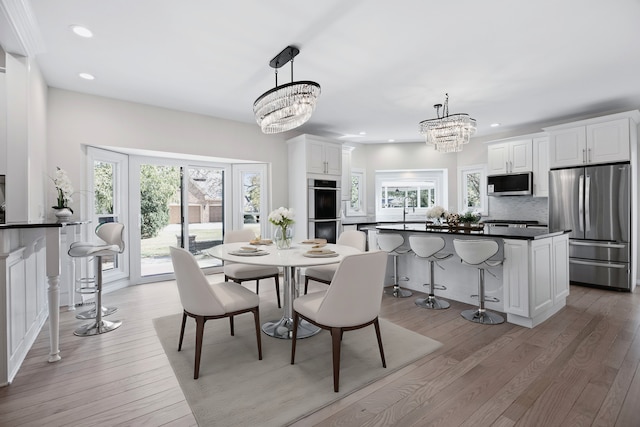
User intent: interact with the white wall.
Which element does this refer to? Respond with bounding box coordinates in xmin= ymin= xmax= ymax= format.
xmin=46 ymin=88 xmax=290 ymax=219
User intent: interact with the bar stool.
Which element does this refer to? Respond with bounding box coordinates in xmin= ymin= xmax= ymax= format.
xmin=453 ymin=239 xmax=504 ymax=325
xmin=409 ymin=235 xmax=452 ymax=309
xmin=377 ymin=233 xmax=412 ymax=298
xmin=68 ymin=222 xmax=125 ymax=336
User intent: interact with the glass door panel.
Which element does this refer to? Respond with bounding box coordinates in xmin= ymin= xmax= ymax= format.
xmin=241 ymin=170 xmax=262 ymax=237
xmin=186 ymin=167 xmax=224 ymax=269
xmin=139 ymin=164 xmax=181 ymax=277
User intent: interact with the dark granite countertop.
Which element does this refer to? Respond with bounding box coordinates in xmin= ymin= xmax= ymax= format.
xmin=376 ymin=223 xmax=569 ymax=240
xmin=0 ymin=219 xmax=89 ymax=230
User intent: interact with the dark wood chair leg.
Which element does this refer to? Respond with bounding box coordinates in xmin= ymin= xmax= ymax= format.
xmin=252 ymin=307 xmax=262 ymax=360
xmin=229 ymin=316 xmax=234 ymax=336
xmin=255 ymin=279 xmax=260 ymax=295
xmin=304 ymin=276 xmax=310 ymax=295
xmin=374 ymin=318 xmax=386 ymax=368
xmin=275 ymin=275 xmax=281 ymax=308
xmin=194 ymin=316 xmax=206 ymax=379
xmin=291 ymin=312 xmax=299 ymax=364
xmin=224 ymin=275 xmax=229 ymax=282
xmin=331 ymin=326 xmax=342 ymax=392
xmin=178 ymin=312 xmax=187 ymax=351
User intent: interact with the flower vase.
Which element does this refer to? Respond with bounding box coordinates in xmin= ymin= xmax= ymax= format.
xmin=274 ymin=226 xmax=293 ymax=250
xmin=54 ymin=207 xmax=73 ymax=221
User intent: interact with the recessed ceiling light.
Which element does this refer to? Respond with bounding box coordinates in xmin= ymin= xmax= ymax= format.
xmin=78 ymin=72 xmax=95 ymax=80
xmin=490 ymin=123 xmax=501 ymax=127
xmin=388 ymin=139 xmax=395 ymax=143
xmin=70 ymin=25 xmax=93 ymax=38
xmin=359 ymin=131 xmax=366 ymax=135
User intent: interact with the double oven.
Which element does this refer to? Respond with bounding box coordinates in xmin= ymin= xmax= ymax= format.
xmin=307 ymin=178 xmax=341 ymax=243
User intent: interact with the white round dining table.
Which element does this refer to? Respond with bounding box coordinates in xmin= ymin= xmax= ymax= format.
xmin=207 ymin=241 xmax=360 ymax=339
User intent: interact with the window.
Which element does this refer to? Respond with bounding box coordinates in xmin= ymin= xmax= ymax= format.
xmin=375 ymin=169 xmax=447 ymax=221
xmin=346 ymin=168 xmax=366 ymax=216
xmin=458 ymin=164 xmax=487 ymax=215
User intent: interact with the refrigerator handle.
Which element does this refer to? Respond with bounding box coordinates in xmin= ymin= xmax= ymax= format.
xmin=578 ymin=174 xmax=584 ymax=232
xmin=585 ymin=174 xmax=591 ymax=232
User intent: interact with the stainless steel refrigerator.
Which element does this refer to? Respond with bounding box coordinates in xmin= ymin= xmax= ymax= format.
xmin=549 ymin=163 xmax=631 ymax=290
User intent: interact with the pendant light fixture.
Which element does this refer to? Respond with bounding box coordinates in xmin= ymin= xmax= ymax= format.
xmin=418 ymin=93 xmax=476 ymax=152
xmin=253 ymin=46 xmax=321 ymax=134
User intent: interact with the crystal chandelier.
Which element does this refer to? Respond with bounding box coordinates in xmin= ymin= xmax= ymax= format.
xmin=253 ymin=46 xmax=321 ymax=134
xmin=418 ymin=93 xmax=476 ymax=152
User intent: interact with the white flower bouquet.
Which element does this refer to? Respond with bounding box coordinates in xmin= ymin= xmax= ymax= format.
xmin=268 ymin=207 xmax=295 ymax=249
xmin=426 ymin=205 xmax=447 ymax=219
xmin=52 ymin=167 xmax=74 ymax=213
xmin=268 ymin=207 xmax=295 ymax=228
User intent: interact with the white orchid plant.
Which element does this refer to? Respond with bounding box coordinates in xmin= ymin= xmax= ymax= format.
xmin=52 ymin=167 xmax=74 ymax=213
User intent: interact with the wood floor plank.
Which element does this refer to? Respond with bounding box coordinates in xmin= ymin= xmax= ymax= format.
xmin=0 ymin=276 xmax=638 ymax=426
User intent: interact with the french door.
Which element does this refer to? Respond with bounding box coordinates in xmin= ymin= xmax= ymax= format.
xmin=130 ymin=158 xmax=229 ymax=283
xmin=88 ymin=147 xmax=269 ymax=285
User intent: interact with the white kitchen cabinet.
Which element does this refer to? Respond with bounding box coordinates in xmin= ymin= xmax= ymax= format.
xmin=532 ymin=136 xmax=549 ymax=197
xmin=287 ymin=134 xmax=343 ymax=240
xmin=487 ymin=139 xmax=533 ymax=174
xmin=503 ymin=233 xmax=569 ymax=328
xmin=341 ymin=148 xmax=352 ymax=201
xmin=306 ymin=138 xmax=341 ymax=176
xmin=547 ymin=116 xmax=633 ymax=168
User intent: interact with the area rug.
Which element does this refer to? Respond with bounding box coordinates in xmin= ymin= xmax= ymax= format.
xmin=153 ymin=302 xmax=442 ymax=426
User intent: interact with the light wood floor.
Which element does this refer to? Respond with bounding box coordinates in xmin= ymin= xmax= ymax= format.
xmin=1 ymin=277 xmax=639 ymax=426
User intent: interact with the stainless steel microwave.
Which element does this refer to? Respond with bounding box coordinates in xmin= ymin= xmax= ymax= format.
xmin=487 ymin=172 xmax=533 ymax=196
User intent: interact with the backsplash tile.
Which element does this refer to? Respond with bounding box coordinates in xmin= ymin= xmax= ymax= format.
xmin=488 ymin=196 xmax=549 ymax=224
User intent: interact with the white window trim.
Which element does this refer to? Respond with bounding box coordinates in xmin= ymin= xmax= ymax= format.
xmin=375 ymin=169 xmax=448 ymax=221
xmin=346 ymin=167 xmax=366 ymax=217
xmin=458 ymin=164 xmax=488 ymax=216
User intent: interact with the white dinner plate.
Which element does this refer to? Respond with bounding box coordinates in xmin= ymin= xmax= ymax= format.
xmin=303 ymin=252 xmax=339 ymax=258
xmin=228 ymin=250 xmax=269 ymax=256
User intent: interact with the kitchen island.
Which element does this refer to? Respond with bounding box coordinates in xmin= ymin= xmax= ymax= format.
xmin=375 ymin=223 xmax=570 ymax=328
xmin=0 ymin=220 xmax=87 ymax=385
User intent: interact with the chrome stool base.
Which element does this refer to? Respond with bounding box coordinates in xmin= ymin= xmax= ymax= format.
xmin=415 ymin=295 xmax=450 ymax=309
xmin=76 ymin=305 xmax=118 ymax=320
xmin=385 ymin=285 xmax=413 ymax=298
xmin=74 ymin=319 xmax=122 ymax=336
xmin=461 ymin=308 xmax=504 ymax=325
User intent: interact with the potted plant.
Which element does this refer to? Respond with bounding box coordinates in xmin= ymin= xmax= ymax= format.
xmin=458 ymin=211 xmax=479 ymax=224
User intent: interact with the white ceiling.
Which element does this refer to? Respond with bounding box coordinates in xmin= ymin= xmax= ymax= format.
xmin=13 ymin=0 xmax=640 ymax=143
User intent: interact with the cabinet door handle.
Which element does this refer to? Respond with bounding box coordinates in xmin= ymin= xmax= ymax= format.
xmin=587 ymin=148 xmax=591 ymax=163
xmin=582 ymin=149 xmax=586 ymax=164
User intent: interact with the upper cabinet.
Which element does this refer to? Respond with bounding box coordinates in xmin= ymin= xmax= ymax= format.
xmin=545 ymin=113 xmax=639 ymax=168
xmin=305 ymin=138 xmax=342 ymax=176
xmin=532 ymin=136 xmax=549 ymax=197
xmin=487 ymin=139 xmax=533 ymax=174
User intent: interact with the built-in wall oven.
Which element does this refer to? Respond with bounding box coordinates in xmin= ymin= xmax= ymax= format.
xmin=308 ymin=178 xmax=341 ymax=243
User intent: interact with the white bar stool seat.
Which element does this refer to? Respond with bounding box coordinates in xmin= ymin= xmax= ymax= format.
xmin=453 ymin=239 xmax=504 ymax=325
xmin=67 ymin=223 xmax=125 ymax=336
xmin=377 ymin=233 xmax=412 ymax=298
xmin=409 ymin=235 xmax=452 ymax=309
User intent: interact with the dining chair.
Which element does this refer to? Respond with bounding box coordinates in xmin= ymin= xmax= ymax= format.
xmin=223 ymin=229 xmax=281 ymax=308
xmin=303 ymin=230 xmax=367 ymax=295
xmin=170 ymin=246 xmax=262 ymax=379
xmin=291 ymin=250 xmax=388 ymax=392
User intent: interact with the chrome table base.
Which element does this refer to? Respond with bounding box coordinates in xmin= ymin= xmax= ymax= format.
xmin=262 ymin=317 xmax=320 ymax=339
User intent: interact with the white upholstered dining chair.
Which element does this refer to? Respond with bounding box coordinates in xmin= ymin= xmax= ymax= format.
xmin=291 ymin=250 xmax=388 ymax=392
xmin=170 ymin=246 xmax=262 ymax=379
xmin=223 ymin=229 xmax=281 ymax=308
xmin=303 ymin=230 xmax=367 ymax=294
